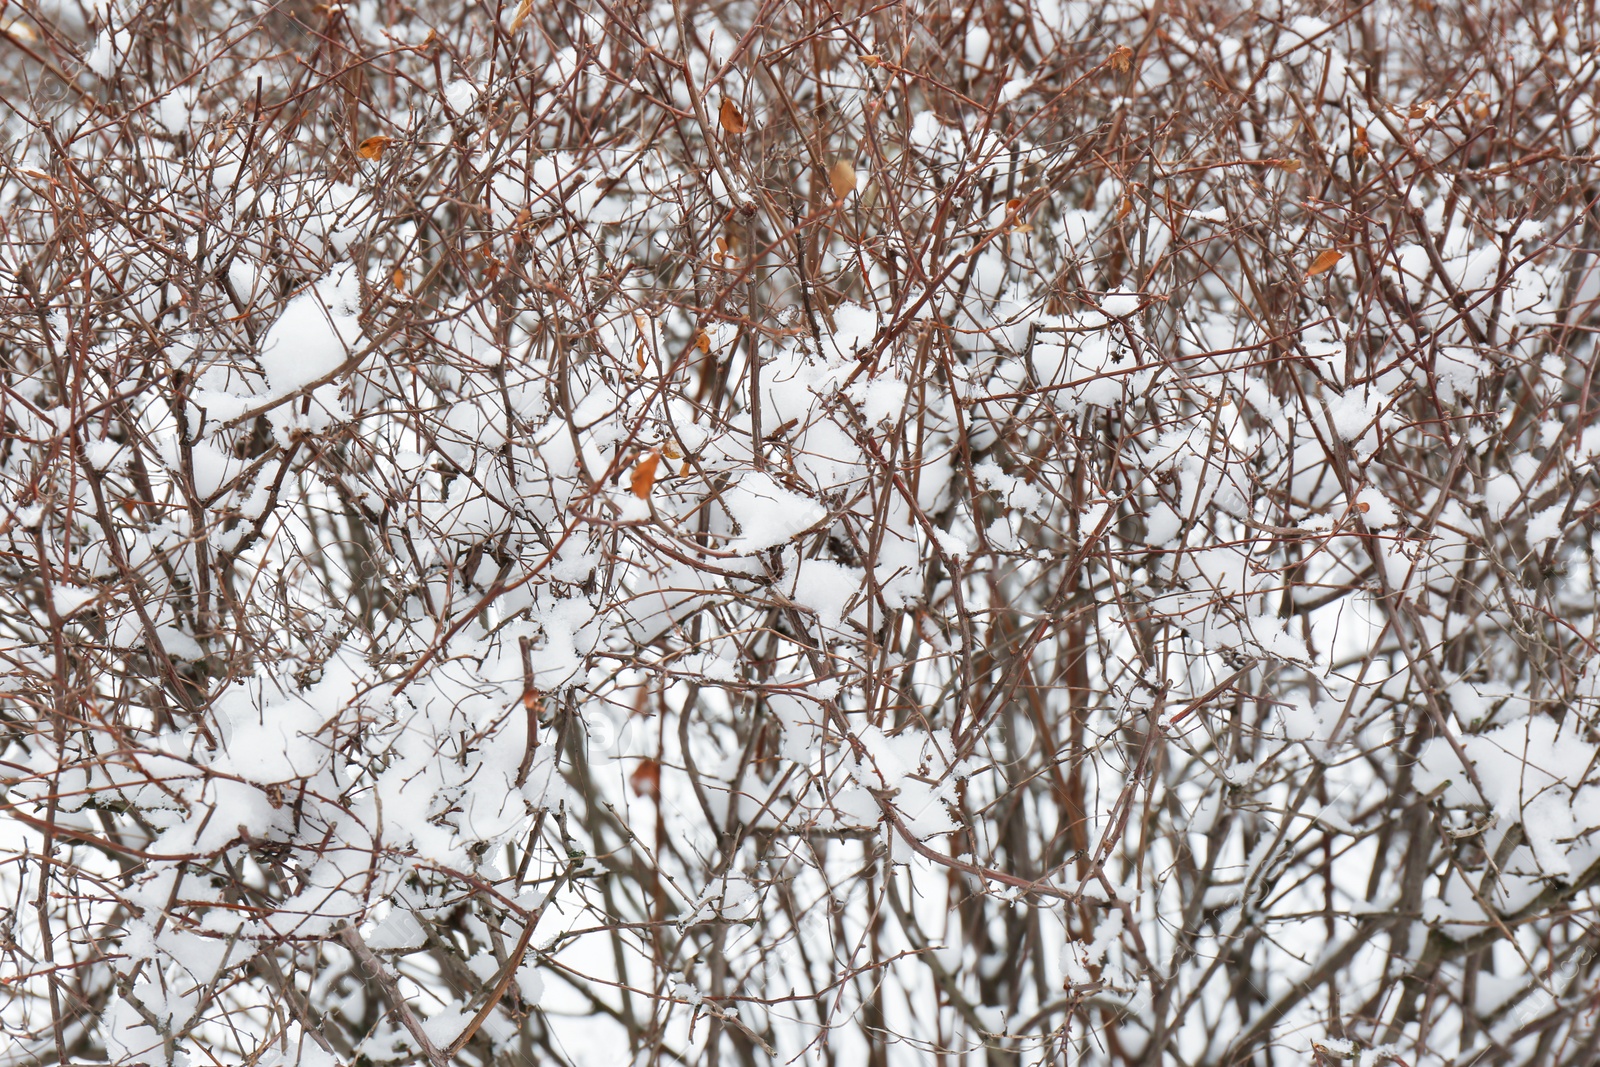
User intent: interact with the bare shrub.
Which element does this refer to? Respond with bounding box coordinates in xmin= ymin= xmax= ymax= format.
xmin=3 ymin=0 xmax=1600 ymax=1065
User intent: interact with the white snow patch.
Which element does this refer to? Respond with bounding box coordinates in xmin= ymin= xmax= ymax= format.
xmin=1356 ymin=487 xmax=1398 ymax=528
xmin=258 ymin=268 xmax=364 ymax=399
xmin=724 ymin=473 xmax=826 ymax=553
xmin=1099 ymin=289 xmax=1141 ymax=317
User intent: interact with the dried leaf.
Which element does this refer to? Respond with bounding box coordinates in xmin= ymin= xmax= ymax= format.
xmin=829 ymin=159 xmax=857 ymax=199
xmin=1116 ymin=195 xmax=1133 ymax=222
xmin=718 ymin=98 xmax=747 ymax=135
xmin=509 ymin=0 xmax=534 ymax=33
xmin=693 ymin=330 xmax=712 ymax=355
xmin=1109 ymin=45 xmax=1134 ymax=73
xmin=1306 ymin=249 xmax=1344 ymax=277
xmin=1003 ymin=198 xmax=1032 ymax=233
xmin=356 ymin=136 xmax=391 ymax=161
xmin=391 ymin=268 xmax=406 ymax=291
xmin=629 ymin=758 xmax=661 ymax=798
xmin=860 ymin=54 xmax=882 ymax=68
xmin=1270 ymin=157 xmax=1303 ymax=172
xmin=1 ymin=18 xmax=38 ymax=42
xmin=630 ymin=449 xmax=662 ymax=498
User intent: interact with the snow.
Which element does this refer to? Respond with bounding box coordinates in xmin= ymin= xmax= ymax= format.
xmin=421 ymin=1003 xmax=472 ymax=1046
xmin=8 ymin=4 xmax=1600 ymax=1066
xmin=789 ymin=557 xmax=863 ymax=631
xmin=1144 ymin=502 xmax=1182 ymax=545
xmin=82 ymin=437 xmax=124 ymax=471
xmin=1099 ymin=289 xmax=1141 ymax=316
xmin=444 ymin=79 xmax=478 ymax=113
xmin=516 ymin=961 xmax=545 ymax=1003
xmin=1356 ymin=486 xmax=1398 ymax=528
xmin=998 ymin=77 xmax=1032 ymax=104
xmin=366 ymin=910 xmax=427 ymax=951
xmin=1324 ymin=388 xmax=1379 ymax=444
xmin=257 ymin=268 xmax=364 ymax=399
xmin=963 ymin=26 xmax=991 ymax=68
xmin=51 ymin=586 xmax=96 ymax=617
xmin=828 ymin=302 xmax=878 ymax=361
xmin=929 ymin=524 xmax=966 ymax=557
xmin=1063 ymin=910 xmax=1123 ymax=986
xmin=1415 ymin=714 xmax=1600 ymax=879
xmin=1525 ymin=503 xmax=1565 ymax=549
xmin=85 ymin=29 xmax=130 ymax=78
xmin=723 ymin=472 xmax=827 ymax=553
xmin=1483 ymin=472 xmax=1521 ymax=522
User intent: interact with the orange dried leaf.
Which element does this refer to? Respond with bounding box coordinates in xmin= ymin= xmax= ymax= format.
xmin=829 ymin=159 xmax=857 ymax=199
xmin=718 ymin=98 xmax=747 ymax=135
xmin=629 ymin=758 xmax=661 ymax=798
xmin=1109 ymin=45 xmax=1134 ymax=73
xmin=1116 ymin=195 xmax=1133 ymax=221
xmin=1004 ymin=198 xmax=1031 ymax=233
xmin=357 ymin=135 xmax=391 ymax=160
xmin=1355 ymin=500 xmax=1371 ymax=513
xmin=693 ymin=330 xmax=712 ymax=355
xmin=631 ymin=449 xmax=662 ymax=498
xmin=1352 ymin=125 xmax=1371 ymax=161
xmin=860 ymin=54 xmax=882 ymax=68
xmin=509 ymin=0 xmax=533 ymax=32
xmin=1307 ymin=249 xmax=1344 ymax=277
xmin=391 ymin=268 xmax=406 ymax=291
xmin=1271 ymin=157 xmax=1303 ymax=172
